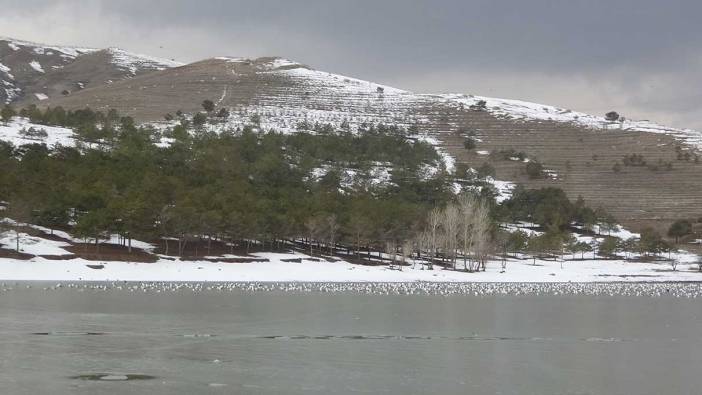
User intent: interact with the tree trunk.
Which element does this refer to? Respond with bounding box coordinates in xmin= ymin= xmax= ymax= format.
xmin=356 ymin=236 xmax=361 ymax=260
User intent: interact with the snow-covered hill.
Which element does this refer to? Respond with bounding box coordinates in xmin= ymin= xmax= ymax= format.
xmin=0 ymin=36 xmax=183 ymax=105
xmin=3 ymin=37 xmax=702 ymax=230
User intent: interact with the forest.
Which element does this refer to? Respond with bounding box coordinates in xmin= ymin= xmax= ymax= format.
xmin=1 ymin=104 xmax=665 ymax=269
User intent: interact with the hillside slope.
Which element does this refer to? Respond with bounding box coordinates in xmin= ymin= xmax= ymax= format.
xmin=0 ymin=37 xmax=182 ymax=105
xmin=2 ymin=39 xmax=701 ymax=233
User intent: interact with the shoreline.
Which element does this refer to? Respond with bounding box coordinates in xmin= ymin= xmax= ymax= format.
xmin=1 ymin=250 xmax=701 ymax=284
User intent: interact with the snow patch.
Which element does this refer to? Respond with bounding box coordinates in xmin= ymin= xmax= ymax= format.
xmin=0 ymin=117 xmax=76 ymax=146
xmin=0 ymin=36 xmax=97 ymax=58
xmin=106 ymin=48 xmax=183 ymax=75
xmin=28 ymin=61 xmax=44 ymax=73
xmin=0 ymin=232 xmax=72 ymax=256
xmin=486 ymin=177 xmax=516 ymax=203
xmin=442 ymin=94 xmax=702 ymax=150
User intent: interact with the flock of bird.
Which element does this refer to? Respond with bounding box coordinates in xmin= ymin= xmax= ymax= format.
xmin=1 ymin=281 xmax=700 ymax=297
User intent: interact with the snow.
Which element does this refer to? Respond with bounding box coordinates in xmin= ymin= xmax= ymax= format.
xmin=0 ymin=249 xmax=700 ymax=283
xmin=2 ymin=83 xmax=21 ymax=104
xmin=257 ymin=57 xmax=305 ymax=71
xmin=0 ymin=220 xmax=699 ymax=283
xmin=106 ymin=48 xmax=184 ymax=75
xmin=28 ymin=60 xmax=45 ymax=73
xmin=0 ymin=37 xmax=181 ymax=78
xmin=0 ymin=117 xmax=76 ymax=146
xmin=592 ymin=224 xmax=639 ymax=240
xmin=0 ymin=62 xmax=10 ymax=74
xmin=441 ymin=93 xmax=702 ymax=150
xmin=307 ymin=164 xmax=397 ymax=191
xmin=215 ymin=57 xmax=248 ymax=63
xmin=486 ymin=177 xmax=516 ymax=203
xmin=0 ymin=232 xmax=72 ymax=256
xmin=503 ymin=222 xmax=543 ymax=237
xmin=415 ymin=134 xmax=455 ymax=173
xmin=0 ymin=37 xmax=96 ymax=58
xmin=20 ymin=222 xmax=157 ymax=252
xmin=280 ymin=66 xmax=407 ymax=95
xmin=34 ymin=93 xmax=48 ymax=101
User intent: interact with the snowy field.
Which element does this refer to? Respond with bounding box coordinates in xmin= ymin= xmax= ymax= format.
xmin=0 ymin=220 xmax=700 ymax=283
xmin=1 ymin=250 xmax=700 ymax=283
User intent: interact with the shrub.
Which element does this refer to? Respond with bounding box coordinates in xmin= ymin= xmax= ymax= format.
xmin=605 ymin=111 xmax=620 ymax=122
xmin=526 ymin=161 xmax=544 ymax=179
xmin=622 ymin=154 xmax=646 ymax=167
xmin=202 ymin=100 xmax=215 ymax=112
xmin=1 ymin=105 xmax=16 ymax=123
xmin=19 ymin=127 xmax=48 ymax=139
xmin=192 ymin=112 xmax=207 ymax=126
xmin=476 ymin=162 xmax=495 ymax=179
xmin=598 ymin=237 xmax=619 ymax=257
xmin=470 ymin=100 xmax=487 ymax=111
xmin=492 ymin=149 xmax=527 ymax=161
xmin=639 ymin=228 xmax=665 ymax=256
xmin=668 ymin=219 xmax=693 ymax=243
xmin=216 ymin=108 xmax=230 ymax=118
xmin=463 ymin=137 xmax=476 ymax=150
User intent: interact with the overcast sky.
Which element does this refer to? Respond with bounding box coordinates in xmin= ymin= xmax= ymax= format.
xmin=2 ymin=0 xmax=701 ymax=129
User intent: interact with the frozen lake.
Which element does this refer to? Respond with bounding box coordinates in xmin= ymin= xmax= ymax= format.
xmin=1 ymin=283 xmax=701 ymax=394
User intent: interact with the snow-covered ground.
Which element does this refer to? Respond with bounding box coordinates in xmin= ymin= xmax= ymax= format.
xmin=0 ymin=251 xmax=700 ymax=283
xmin=0 ymin=117 xmax=76 ymax=146
xmin=1 ymin=218 xmax=700 ymax=283
xmin=106 ymin=48 xmax=184 ymax=75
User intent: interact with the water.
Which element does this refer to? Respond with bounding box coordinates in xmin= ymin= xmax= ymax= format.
xmin=1 ymin=284 xmax=701 ymax=394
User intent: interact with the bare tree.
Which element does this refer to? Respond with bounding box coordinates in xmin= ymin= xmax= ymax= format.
xmin=401 ymin=240 xmax=412 ymax=271
xmin=471 ymin=202 xmax=492 ymax=272
xmin=441 ymin=204 xmax=461 ymax=269
xmin=348 ymin=216 xmax=370 ymax=260
xmin=416 ymin=231 xmax=431 ymax=270
xmin=5 ymin=199 xmax=33 ymax=253
xmin=326 ymin=215 xmax=339 ymax=256
xmin=457 ymin=194 xmax=477 ymax=271
xmin=426 ymin=208 xmax=442 ymax=270
xmin=305 ymin=216 xmax=325 ymax=256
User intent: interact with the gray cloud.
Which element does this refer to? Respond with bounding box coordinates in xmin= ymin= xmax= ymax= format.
xmin=0 ymin=0 xmax=700 ymax=129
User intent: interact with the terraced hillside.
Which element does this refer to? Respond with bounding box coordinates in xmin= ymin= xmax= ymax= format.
xmin=3 ymin=41 xmax=701 ymax=233
xmin=0 ymin=37 xmax=182 ymax=105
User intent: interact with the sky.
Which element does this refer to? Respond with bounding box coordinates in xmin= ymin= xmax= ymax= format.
xmin=1 ymin=0 xmax=701 ymax=129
